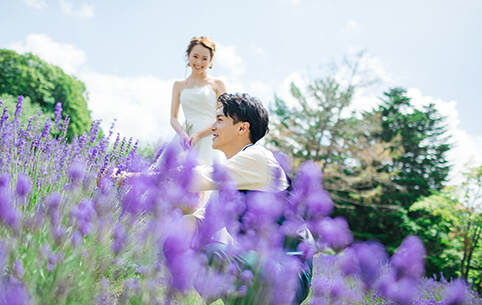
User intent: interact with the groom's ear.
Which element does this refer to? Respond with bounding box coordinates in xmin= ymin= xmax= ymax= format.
xmin=238 ymin=122 xmax=250 ymax=135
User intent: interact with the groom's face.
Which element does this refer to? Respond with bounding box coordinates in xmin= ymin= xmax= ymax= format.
xmin=211 ymin=107 xmax=243 ymax=152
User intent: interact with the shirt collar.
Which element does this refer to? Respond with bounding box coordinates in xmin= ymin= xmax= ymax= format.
xmin=242 ymin=143 xmax=254 ymax=151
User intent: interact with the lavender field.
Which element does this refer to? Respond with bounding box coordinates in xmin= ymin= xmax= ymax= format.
xmin=0 ymin=96 xmax=481 ymax=304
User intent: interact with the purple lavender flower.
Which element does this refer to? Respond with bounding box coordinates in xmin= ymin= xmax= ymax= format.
xmin=273 ymin=151 xmax=293 ymax=177
xmin=0 ymin=242 xmax=6 ymax=271
xmin=0 ymin=279 xmax=31 ymax=305
xmin=71 ymin=230 xmax=83 ymax=248
xmin=111 ymin=223 xmax=127 ymax=255
xmin=54 ymin=101 xmax=63 ymax=129
xmin=68 ymin=161 xmax=85 ymax=185
xmin=88 ymin=120 xmax=101 ymax=143
xmin=46 ymin=193 xmax=62 ymax=226
xmin=15 ymin=173 xmax=32 ymax=198
xmin=47 ymin=253 xmax=58 ymax=271
xmin=0 ymin=182 xmax=20 ymax=231
xmin=40 ymin=117 xmax=52 ymax=139
xmin=390 ymin=235 xmax=426 ymax=279
xmin=14 ymin=95 xmax=24 ymax=121
xmin=316 ymin=216 xmax=353 ymax=250
xmin=14 ymin=260 xmax=24 ymax=279
xmin=73 ymin=199 xmax=96 ymax=236
xmin=58 ymin=115 xmax=70 ymax=141
xmin=337 ymin=247 xmax=360 ymax=276
xmin=121 ymin=177 xmax=152 ymax=216
xmin=52 ymin=225 xmax=67 ymax=245
xmin=443 ymin=279 xmax=468 ymax=305
xmin=356 ymin=241 xmax=388 ymax=289
xmin=0 ymin=106 xmax=10 ymax=130
xmin=293 ymin=161 xmax=323 ymax=194
xmin=112 ymin=133 xmax=121 ymax=151
xmin=162 ymin=233 xmax=198 ymax=291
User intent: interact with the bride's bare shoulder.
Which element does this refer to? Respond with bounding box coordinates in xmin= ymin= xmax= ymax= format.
xmin=210 ymin=78 xmax=227 ymax=95
xmin=172 ymin=79 xmax=187 ymax=93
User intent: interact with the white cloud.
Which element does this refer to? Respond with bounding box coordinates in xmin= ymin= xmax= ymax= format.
xmin=407 ymin=88 xmax=482 ymax=184
xmin=80 ymin=72 xmax=175 ymax=144
xmin=59 ymin=0 xmax=95 ymax=19
xmin=215 ymin=44 xmax=246 ymax=80
xmin=346 ymin=20 xmax=360 ymax=29
xmin=337 ymin=49 xmax=394 ymax=87
xmin=251 ymin=43 xmax=267 ymax=56
xmin=23 ymin=0 xmax=47 ymax=10
xmin=7 ymin=34 xmax=87 ymax=75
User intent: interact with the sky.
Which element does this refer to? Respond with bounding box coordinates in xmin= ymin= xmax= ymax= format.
xmin=1 ymin=0 xmax=481 ymax=183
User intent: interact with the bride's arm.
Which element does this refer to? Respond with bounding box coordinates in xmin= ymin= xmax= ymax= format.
xmin=214 ymin=79 xmax=227 ymax=97
xmin=170 ymin=81 xmax=190 ymax=147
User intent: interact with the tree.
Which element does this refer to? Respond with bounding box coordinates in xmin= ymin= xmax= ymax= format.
xmin=375 ymin=88 xmax=451 ymax=208
xmin=0 ymin=49 xmax=92 ymax=139
xmin=410 ymin=165 xmax=482 ymax=293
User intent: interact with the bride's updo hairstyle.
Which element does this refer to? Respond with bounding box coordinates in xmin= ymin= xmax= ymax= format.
xmin=186 ymin=36 xmax=216 ymax=59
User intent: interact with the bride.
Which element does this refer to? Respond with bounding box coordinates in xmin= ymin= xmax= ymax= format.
xmin=170 ymin=36 xmax=227 ymax=166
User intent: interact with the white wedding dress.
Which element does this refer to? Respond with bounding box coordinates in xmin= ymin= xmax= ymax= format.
xmin=181 ymin=85 xmax=232 ymax=244
xmin=180 ymin=85 xmax=225 ymax=166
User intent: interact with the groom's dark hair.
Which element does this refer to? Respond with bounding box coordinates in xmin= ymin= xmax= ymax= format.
xmin=217 ymin=93 xmax=269 ymax=144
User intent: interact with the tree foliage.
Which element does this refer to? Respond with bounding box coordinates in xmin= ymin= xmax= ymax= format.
xmin=410 ymin=165 xmax=482 ymax=293
xmin=0 ymin=93 xmax=49 ymax=126
xmin=375 ymin=88 xmax=451 ymax=208
xmin=0 ymin=49 xmax=92 ymax=139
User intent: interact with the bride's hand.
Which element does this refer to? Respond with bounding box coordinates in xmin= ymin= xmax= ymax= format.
xmin=180 ymin=133 xmax=192 ymax=150
xmin=188 ymin=132 xmax=201 ymax=147
xmin=111 ymin=168 xmax=138 ymax=186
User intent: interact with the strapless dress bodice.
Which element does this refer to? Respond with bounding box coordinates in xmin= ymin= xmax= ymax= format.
xmin=180 ymin=85 xmax=217 ymax=133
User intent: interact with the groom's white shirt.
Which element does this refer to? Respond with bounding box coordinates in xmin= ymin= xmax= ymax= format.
xmin=193 ymin=144 xmax=289 ymax=193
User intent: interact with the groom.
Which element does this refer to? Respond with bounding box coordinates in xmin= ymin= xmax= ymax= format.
xmin=191 ymin=93 xmax=312 ymax=305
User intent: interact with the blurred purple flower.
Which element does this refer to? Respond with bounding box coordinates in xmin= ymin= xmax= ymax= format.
xmin=74 ymin=199 xmax=96 ymax=236
xmin=273 ymin=151 xmax=293 ymax=177
xmin=0 ymin=172 xmax=10 ymax=188
xmin=14 ymin=260 xmax=24 ymax=280
xmin=163 ymin=232 xmax=198 ymax=291
xmin=111 ymin=223 xmax=127 ymax=255
xmin=357 ymin=241 xmax=388 ymax=289
xmin=46 ymin=193 xmax=62 ymax=226
xmin=443 ymin=279 xmax=468 ymax=305
xmin=337 ymin=247 xmax=360 ymax=276
xmin=16 ymin=173 xmax=32 ymax=198
xmin=54 ymin=101 xmax=62 ymax=128
xmin=316 ymin=216 xmax=353 ymax=250
xmin=40 ymin=117 xmax=52 ymax=139
xmin=391 ymin=235 xmax=426 ymax=279
xmin=121 ymin=177 xmax=151 ymax=216
xmin=48 ymin=253 xmax=58 ymax=271
xmin=71 ymin=230 xmax=82 ymax=248
xmin=14 ymin=95 xmax=23 ymax=120
xmin=383 ymin=276 xmax=418 ymax=305
xmin=0 ymin=279 xmax=31 ymax=305
xmin=307 ymin=191 xmax=333 ymax=218
xmin=68 ymin=162 xmax=85 ymax=185
xmin=0 ymin=186 xmax=20 ymax=231
xmin=88 ymin=120 xmax=101 ymax=143
xmin=52 ymin=225 xmax=67 ymax=245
